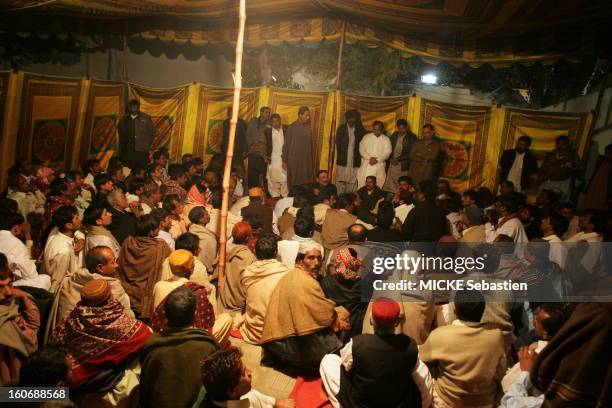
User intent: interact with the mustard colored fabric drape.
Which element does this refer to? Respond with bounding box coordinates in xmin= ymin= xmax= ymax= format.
xmin=192 ymin=86 xmax=261 ymax=163
xmin=16 ymin=74 xmax=83 ymax=170
xmin=79 ymin=80 xmax=127 ymax=169
xmin=418 ymin=99 xmax=493 ymax=192
xmin=0 ymin=72 xmax=23 ymax=191
xmin=127 ymin=83 xmax=190 ymax=161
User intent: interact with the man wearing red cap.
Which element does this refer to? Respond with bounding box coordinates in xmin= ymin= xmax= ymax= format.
xmin=320 ymin=297 xmax=431 ymax=408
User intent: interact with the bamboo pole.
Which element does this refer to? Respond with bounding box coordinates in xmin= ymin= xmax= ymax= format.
xmin=328 ymin=21 xmax=346 ymax=174
xmin=218 ymin=0 xmax=246 ymax=288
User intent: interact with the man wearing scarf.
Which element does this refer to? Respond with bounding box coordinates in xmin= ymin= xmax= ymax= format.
xmin=320 ymin=248 xmax=365 ymax=340
xmin=45 ymin=246 xmax=133 ymax=344
xmin=260 ymin=241 xmax=349 ymax=373
xmin=219 ymin=221 xmax=256 ymax=313
xmin=0 ymin=256 xmax=39 ymax=384
xmin=118 ymin=214 xmax=172 ymax=319
xmin=151 ymin=249 xmax=231 ymax=346
xmin=54 ymin=279 xmax=151 ymax=397
xmin=530 ymin=302 xmax=611 ymax=408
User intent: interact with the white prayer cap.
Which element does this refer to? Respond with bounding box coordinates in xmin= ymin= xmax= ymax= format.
xmin=298 ymin=241 xmax=323 ymax=255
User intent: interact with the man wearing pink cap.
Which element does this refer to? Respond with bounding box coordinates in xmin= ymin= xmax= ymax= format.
xmin=320 ymin=297 xmax=432 ymax=408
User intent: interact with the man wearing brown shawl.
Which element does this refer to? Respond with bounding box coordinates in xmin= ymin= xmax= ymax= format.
xmin=219 ymin=221 xmax=256 ymax=313
xmin=118 ymin=214 xmax=171 ymax=319
xmin=0 ymin=255 xmax=39 ymax=384
xmin=54 ymin=279 xmax=151 ymax=392
xmin=282 ymin=106 xmax=315 ymax=188
xmin=530 ymin=302 xmax=611 ymax=408
xmin=140 ymin=287 xmax=220 ymax=408
xmin=261 ymin=241 xmax=349 ymax=373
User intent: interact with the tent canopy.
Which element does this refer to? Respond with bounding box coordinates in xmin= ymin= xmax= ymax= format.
xmin=2 ymin=0 xmax=611 ymax=66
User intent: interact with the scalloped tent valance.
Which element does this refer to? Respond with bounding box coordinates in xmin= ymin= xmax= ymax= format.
xmin=1 ymin=0 xmax=611 ymax=67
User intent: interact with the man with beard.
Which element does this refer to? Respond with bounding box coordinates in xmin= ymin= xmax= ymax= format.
xmin=260 ymin=242 xmax=349 ymax=374
xmin=499 ymin=136 xmax=538 ymax=193
xmin=335 ymin=109 xmax=365 ymax=194
xmin=408 ymin=124 xmax=442 ymax=185
xmin=283 ymin=106 xmax=315 ymax=188
xmin=383 ymin=119 xmax=417 ymax=195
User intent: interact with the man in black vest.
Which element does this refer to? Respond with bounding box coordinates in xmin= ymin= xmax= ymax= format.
xmin=320 ymin=297 xmax=425 ymax=408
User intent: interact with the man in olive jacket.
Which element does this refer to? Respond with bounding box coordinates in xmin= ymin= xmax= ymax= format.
xmin=140 ymin=287 xmax=220 ymax=408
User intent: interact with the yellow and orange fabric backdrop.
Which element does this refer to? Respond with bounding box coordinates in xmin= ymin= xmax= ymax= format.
xmin=419 ymin=99 xmax=493 ymax=192
xmin=80 ymin=80 xmax=126 ymax=169
xmin=194 ymin=86 xmax=263 ymax=163
xmin=127 ymin=83 xmax=193 ymax=161
xmin=15 ymin=74 xmax=86 ymax=170
xmin=0 ymin=71 xmax=594 ymax=193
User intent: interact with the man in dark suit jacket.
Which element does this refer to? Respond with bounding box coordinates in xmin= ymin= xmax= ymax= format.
xmin=118 ymin=99 xmax=156 ymax=170
xmin=499 ymin=136 xmax=538 ymax=192
xmin=221 ymin=107 xmax=248 ymax=172
xmin=402 ymin=180 xmax=448 ymax=242
xmin=335 ymin=109 xmax=366 ymax=194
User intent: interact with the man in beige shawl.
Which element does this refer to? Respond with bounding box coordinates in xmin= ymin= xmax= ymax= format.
xmin=260 ymin=241 xmax=349 ymax=373
xmin=44 ymin=246 xmax=132 ymax=344
xmin=237 ymin=234 xmax=289 ymax=344
xmin=187 ymin=206 xmax=218 ymax=273
xmin=118 ymin=214 xmax=171 ymax=319
xmin=83 ymin=205 xmax=121 ymax=258
xmin=219 ymin=221 xmax=256 ymax=313
xmin=0 ymin=257 xmax=39 ymax=384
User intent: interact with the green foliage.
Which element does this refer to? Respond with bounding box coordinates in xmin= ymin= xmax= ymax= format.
xmin=341 ymin=43 xmax=401 ymax=95
xmin=242 ymin=42 xmax=338 ymax=89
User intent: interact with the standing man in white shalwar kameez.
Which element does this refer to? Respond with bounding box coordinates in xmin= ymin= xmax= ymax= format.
xmin=357 ymin=121 xmax=392 ymax=188
xmin=265 ymin=113 xmax=288 ymax=198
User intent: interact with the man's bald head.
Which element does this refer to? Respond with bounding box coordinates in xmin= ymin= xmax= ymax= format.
xmin=86 ymin=246 xmax=118 ymax=277
xmin=348 ymin=224 xmax=367 ymax=243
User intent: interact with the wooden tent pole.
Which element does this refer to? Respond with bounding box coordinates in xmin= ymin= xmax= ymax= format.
xmin=328 ymin=21 xmax=346 ymax=173
xmin=218 ymin=0 xmax=246 ymax=289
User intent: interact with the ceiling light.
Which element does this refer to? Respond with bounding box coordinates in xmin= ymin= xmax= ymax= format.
xmin=421 ymin=74 xmax=438 ymax=85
